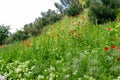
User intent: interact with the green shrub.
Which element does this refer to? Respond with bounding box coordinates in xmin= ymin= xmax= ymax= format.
xmin=24 ymin=23 xmax=39 ymax=37
xmin=87 ymin=0 xmax=120 ymax=24
xmin=55 ymin=0 xmax=71 ymax=15
xmin=12 ymin=30 xmax=28 ymax=41
xmin=41 ymin=9 xmax=62 ymax=25
xmin=55 ymin=0 xmax=83 ymax=16
xmin=0 ymin=25 xmax=11 ymax=45
xmin=67 ymin=0 xmax=83 ymax=16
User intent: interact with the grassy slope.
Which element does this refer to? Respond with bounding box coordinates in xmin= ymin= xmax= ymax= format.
xmin=0 ymin=13 xmax=120 ymax=79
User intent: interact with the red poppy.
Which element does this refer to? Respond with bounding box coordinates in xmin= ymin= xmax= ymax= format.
xmin=108 ymin=28 xmax=112 ymax=31
xmin=116 ymin=47 xmax=120 ymax=51
xmin=104 ymin=46 xmax=109 ymax=51
xmin=116 ymin=57 xmax=120 ymax=61
xmin=111 ymin=45 xmax=115 ymax=49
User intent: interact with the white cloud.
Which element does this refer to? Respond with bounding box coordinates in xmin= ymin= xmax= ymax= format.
xmin=0 ymin=0 xmax=59 ymax=33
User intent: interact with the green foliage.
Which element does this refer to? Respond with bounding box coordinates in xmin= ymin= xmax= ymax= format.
xmin=6 ymin=9 xmax=62 ymax=43
xmin=54 ymin=0 xmax=71 ymax=15
xmin=4 ymin=29 xmax=29 ymax=44
xmin=34 ymin=9 xmax=62 ymax=29
xmin=12 ymin=30 xmax=28 ymax=41
xmin=66 ymin=0 xmax=83 ymax=16
xmin=55 ymin=3 xmax=65 ymax=15
xmin=8 ymin=23 xmax=40 ymax=43
xmin=41 ymin=9 xmax=62 ymax=25
xmin=23 ymin=23 xmax=39 ymax=37
xmin=55 ymin=0 xmax=83 ymax=16
xmin=0 ymin=15 xmax=120 ymax=79
xmin=34 ymin=17 xmax=43 ymax=30
xmin=0 ymin=25 xmax=10 ymax=45
xmin=116 ymin=9 xmax=120 ymax=21
xmin=84 ymin=0 xmax=90 ymax=8
xmin=87 ymin=0 xmax=120 ymax=24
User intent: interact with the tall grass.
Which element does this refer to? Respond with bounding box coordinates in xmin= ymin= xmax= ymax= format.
xmin=0 ymin=15 xmax=120 ymax=80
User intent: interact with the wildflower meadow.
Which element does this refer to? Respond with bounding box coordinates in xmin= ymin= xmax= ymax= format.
xmin=0 ymin=15 xmax=120 ymax=80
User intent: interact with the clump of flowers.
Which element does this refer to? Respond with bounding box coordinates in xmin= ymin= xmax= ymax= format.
xmin=104 ymin=45 xmax=120 ymax=61
xmin=116 ymin=57 xmax=120 ymax=61
xmin=104 ymin=46 xmax=109 ymax=51
xmin=111 ymin=45 xmax=115 ymax=49
xmin=116 ymin=47 xmax=120 ymax=51
xmin=108 ymin=28 xmax=112 ymax=31
xmin=23 ymin=40 xmax=31 ymax=47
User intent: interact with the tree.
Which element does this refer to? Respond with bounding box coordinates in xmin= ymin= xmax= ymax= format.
xmin=23 ymin=23 xmax=39 ymax=37
xmin=87 ymin=0 xmax=120 ymax=24
xmin=0 ymin=25 xmax=11 ymax=45
xmin=55 ymin=0 xmax=70 ymax=15
xmin=12 ymin=30 xmax=28 ymax=41
xmin=55 ymin=3 xmax=65 ymax=14
xmin=66 ymin=0 xmax=83 ymax=16
xmin=41 ymin=9 xmax=62 ymax=25
xmin=55 ymin=0 xmax=83 ymax=16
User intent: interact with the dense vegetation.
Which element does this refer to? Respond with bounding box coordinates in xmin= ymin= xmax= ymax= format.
xmin=0 ymin=0 xmax=120 ymax=79
xmin=2 ymin=0 xmax=120 ymax=44
xmin=87 ymin=0 xmax=120 ymax=24
xmin=0 ymin=25 xmax=10 ymax=45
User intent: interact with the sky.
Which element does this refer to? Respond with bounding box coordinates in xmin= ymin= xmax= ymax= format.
xmin=0 ymin=0 xmax=59 ymax=33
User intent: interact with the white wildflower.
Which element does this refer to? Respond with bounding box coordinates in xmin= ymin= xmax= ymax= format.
xmin=44 ymin=69 xmax=47 ymax=72
xmin=31 ymin=66 xmax=35 ymax=70
xmin=50 ymin=73 xmax=55 ymax=78
xmin=65 ymin=74 xmax=70 ymax=78
xmin=36 ymin=46 xmax=39 ymax=50
xmin=49 ymin=66 xmax=55 ymax=72
xmin=49 ymin=77 xmax=53 ymax=80
xmin=118 ymin=76 xmax=120 ymax=79
xmin=0 ymin=74 xmax=5 ymax=80
xmin=15 ymin=67 xmax=22 ymax=73
xmin=25 ymin=61 xmax=30 ymax=65
xmin=73 ymin=71 xmax=78 ymax=75
xmin=21 ymin=78 xmax=27 ymax=80
xmin=14 ymin=60 xmax=20 ymax=64
xmin=56 ymin=60 xmax=62 ymax=64
xmin=37 ymin=75 xmax=44 ymax=80
xmin=25 ymin=71 xmax=32 ymax=77
xmin=0 ymin=60 xmax=3 ymax=63
xmin=78 ymin=78 xmax=81 ymax=80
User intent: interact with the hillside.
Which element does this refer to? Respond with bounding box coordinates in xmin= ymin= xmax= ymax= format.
xmin=0 ymin=14 xmax=120 ymax=79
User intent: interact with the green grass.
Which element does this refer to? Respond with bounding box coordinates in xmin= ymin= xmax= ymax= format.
xmin=0 ymin=15 xmax=120 ymax=80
